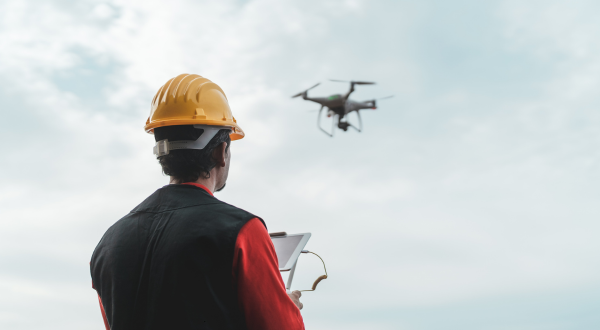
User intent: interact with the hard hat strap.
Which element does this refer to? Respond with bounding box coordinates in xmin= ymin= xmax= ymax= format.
xmin=153 ymin=125 xmax=230 ymax=157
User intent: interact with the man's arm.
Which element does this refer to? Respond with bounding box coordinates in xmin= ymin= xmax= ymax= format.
xmin=91 ymin=277 xmax=110 ymax=330
xmin=96 ymin=293 xmax=110 ymax=330
xmin=233 ymin=218 xmax=305 ymax=330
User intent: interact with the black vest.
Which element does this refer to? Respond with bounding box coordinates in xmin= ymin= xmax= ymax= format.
xmin=90 ymin=184 xmax=260 ymax=330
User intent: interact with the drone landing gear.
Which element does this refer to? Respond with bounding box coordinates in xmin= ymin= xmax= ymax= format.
xmin=317 ymin=106 xmax=334 ymax=137
xmin=318 ymin=108 xmax=363 ymax=136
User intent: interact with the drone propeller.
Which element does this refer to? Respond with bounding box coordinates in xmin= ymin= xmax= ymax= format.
xmin=291 ymin=82 xmax=321 ymax=98
xmin=364 ymin=95 xmax=394 ymax=103
xmin=329 ymin=79 xmax=375 ymax=85
xmin=375 ymin=95 xmax=394 ymax=100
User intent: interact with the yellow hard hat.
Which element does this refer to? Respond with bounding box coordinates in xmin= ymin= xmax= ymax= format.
xmin=145 ymin=74 xmax=244 ymax=140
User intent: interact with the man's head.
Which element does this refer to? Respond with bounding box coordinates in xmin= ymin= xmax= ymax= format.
xmin=155 ymin=125 xmax=231 ymax=190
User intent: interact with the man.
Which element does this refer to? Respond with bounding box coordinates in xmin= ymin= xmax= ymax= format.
xmin=90 ymin=74 xmax=305 ymax=330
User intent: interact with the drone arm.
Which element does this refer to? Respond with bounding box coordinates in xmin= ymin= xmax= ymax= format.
xmin=343 ymin=82 xmax=356 ymax=100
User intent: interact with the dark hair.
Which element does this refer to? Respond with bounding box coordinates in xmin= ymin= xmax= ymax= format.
xmin=155 ymin=125 xmax=231 ymax=183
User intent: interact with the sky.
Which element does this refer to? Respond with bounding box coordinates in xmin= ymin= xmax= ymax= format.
xmin=1 ymin=0 xmax=600 ymax=329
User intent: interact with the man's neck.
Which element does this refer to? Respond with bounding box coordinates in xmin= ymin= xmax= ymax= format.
xmin=170 ymin=175 xmax=218 ymax=194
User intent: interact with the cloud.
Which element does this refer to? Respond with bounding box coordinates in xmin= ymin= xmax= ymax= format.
xmin=1 ymin=0 xmax=600 ymax=329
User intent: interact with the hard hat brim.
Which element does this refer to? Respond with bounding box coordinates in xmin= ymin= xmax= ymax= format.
xmin=145 ymin=119 xmax=245 ymax=141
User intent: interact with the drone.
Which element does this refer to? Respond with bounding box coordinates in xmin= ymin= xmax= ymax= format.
xmin=292 ymin=80 xmax=393 ymax=136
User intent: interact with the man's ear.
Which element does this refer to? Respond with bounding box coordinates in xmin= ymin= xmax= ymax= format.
xmin=212 ymin=142 xmax=227 ymax=168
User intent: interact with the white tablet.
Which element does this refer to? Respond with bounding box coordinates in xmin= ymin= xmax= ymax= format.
xmin=270 ymin=232 xmax=311 ymax=271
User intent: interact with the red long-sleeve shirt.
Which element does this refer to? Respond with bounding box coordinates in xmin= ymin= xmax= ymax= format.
xmin=94 ymin=183 xmax=304 ymax=330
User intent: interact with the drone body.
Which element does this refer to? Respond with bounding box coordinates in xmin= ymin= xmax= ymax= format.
xmin=292 ymin=80 xmax=392 ymax=136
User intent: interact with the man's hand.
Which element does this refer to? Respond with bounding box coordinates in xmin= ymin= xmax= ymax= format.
xmin=288 ymin=290 xmax=303 ymax=310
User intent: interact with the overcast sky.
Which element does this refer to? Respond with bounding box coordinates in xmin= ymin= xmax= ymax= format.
xmin=1 ymin=0 xmax=600 ymax=329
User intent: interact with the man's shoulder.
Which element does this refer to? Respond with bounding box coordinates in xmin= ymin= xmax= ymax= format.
xmin=129 ymin=184 xmax=258 ymax=220
xmin=129 ymin=184 xmax=217 ymax=213
xmin=99 ymin=185 xmax=260 ymax=242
